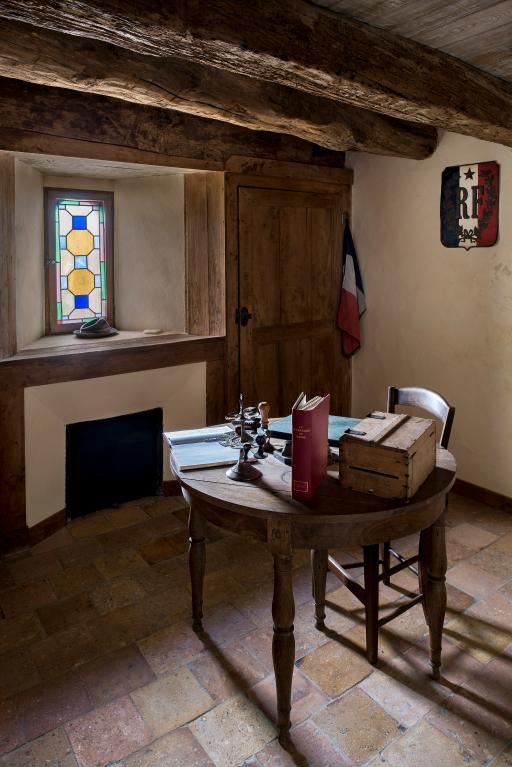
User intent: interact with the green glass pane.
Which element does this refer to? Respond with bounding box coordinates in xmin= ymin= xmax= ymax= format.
xmin=57 ymin=302 xmax=62 ymax=321
xmin=61 ymin=199 xmax=80 ymax=205
xmin=99 ymin=207 xmax=104 ymax=224
xmin=54 ymin=220 xmax=60 ymax=262
xmin=100 ymin=261 xmax=106 ymax=299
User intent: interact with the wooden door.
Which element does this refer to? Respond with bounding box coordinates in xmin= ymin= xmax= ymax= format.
xmin=237 ymin=184 xmax=351 ymax=416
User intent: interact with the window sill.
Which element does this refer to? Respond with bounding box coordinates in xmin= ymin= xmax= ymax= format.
xmin=17 ymin=330 xmax=188 ymax=356
xmin=0 ymin=333 xmax=226 ymax=388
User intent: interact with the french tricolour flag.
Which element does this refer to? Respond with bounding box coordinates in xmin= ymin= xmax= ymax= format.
xmin=337 ymin=221 xmax=366 ymax=357
xmin=441 ymin=161 xmax=499 ymax=250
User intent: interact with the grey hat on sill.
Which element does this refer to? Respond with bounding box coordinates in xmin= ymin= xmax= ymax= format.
xmin=73 ymin=317 xmax=118 ymax=338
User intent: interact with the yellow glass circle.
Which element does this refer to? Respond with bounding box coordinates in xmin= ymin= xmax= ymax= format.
xmin=68 ymin=268 xmax=94 ymax=295
xmin=67 ymin=229 xmax=94 ymax=256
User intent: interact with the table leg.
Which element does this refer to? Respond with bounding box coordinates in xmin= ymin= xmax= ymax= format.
xmin=363 ymin=544 xmax=380 ymax=665
xmin=189 ymin=504 xmax=206 ymax=632
xmin=419 ymin=507 xmax=447 ymax=680
xmin=311 ymin=549 xmax=328 ymax=629
xmin=272 ymin=552 xmax=295 ymax=743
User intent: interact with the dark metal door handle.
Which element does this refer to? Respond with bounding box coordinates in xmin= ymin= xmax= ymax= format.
xmin=236 ymin=306 xmax=253 ymax=326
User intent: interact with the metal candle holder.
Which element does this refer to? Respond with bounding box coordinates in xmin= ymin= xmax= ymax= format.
xmin=221 ymin=394 xmax=262 ymax=481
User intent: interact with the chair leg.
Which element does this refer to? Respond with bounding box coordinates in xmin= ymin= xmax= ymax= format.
xmin=311 ymin=549 xmax=328 ymax=629
xmin=364 ymin=544 xmax=380 ymax=665
xmin=382 ymin=541 xmax=391 ymax=585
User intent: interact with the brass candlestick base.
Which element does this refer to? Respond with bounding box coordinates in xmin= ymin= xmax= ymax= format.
xmin=226 ymin=460 xmax=262 ymax=482
xmin=226 ymin=443 xmax=262 ymax=482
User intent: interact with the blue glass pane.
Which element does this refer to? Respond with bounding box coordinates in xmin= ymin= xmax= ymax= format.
xmin=94 ymin=274 xmax=101 ymax=288
xmin=60 ymin=276 xmax=67 ymax=290
xmin=59 ymin=235 xmax=67 ymax=250
xmin=93 ymin=235 xmax=100 ymax=248
xmin=74 ymin=256 xmax=87 ymax=269
xmin=75 ymin=295 xmax=89 ymax=309
xmin=72 ymin=215 xmax=87 ymax=229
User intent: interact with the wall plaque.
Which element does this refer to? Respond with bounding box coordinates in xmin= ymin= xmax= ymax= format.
xmin=441 ymin=161 xmax=499 ymax=250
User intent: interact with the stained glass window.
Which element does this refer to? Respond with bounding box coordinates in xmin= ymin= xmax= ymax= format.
xmin=45 ymin=189 xmax=114 ymax=334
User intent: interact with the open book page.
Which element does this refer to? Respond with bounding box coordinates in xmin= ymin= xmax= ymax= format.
xmin=167 ymin=424 xmax=233 ymax=446
xmin=164 ymin=425 xmax=255 ymax=471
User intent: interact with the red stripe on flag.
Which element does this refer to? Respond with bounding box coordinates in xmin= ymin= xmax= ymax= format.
xmin=337 ymin=289 xmax=360 ymax=356
xmin=477 ymin=162 xmax=499 ymax=247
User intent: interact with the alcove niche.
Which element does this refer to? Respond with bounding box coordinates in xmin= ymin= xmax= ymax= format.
xmin=14 ymin=153 xmax=205 ymax=349
xmin=10 ymin=151 xmax=225 ymax=529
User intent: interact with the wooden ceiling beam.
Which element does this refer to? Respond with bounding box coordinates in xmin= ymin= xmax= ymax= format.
xmin=0 ymin=77 xmax=348 ymax=168
xmin=0 ymin=0 xmax=511 ymax=146
xmin=0 ymin=19 xmax=436 ymax=159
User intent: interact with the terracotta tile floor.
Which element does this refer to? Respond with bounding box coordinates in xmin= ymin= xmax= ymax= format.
xmin=1 ymin=492 xmax=512 ymax=767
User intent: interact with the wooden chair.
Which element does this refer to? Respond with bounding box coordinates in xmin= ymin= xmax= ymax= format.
xmin=382 ymin=387 xmax=455 ymax=585
xmin=315 ymin=385 xmax=455 ymax=665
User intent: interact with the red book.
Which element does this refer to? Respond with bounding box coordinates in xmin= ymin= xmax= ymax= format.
xmin=291 ymin=393 xmax=330 ymax=502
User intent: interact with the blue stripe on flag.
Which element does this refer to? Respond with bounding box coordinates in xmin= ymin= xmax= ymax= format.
xmin=343 ymin=223 xmax=366 ymax=315
xmin=441 ymin=165 xmax=460 ymax=247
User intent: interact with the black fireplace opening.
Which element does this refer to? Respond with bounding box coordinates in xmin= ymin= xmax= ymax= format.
xmin=66 ymin=407 xmax=163 ymax=519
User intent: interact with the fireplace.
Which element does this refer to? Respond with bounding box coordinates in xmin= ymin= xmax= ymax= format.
xmin=66 ymin=407 xmax=163 ymax=519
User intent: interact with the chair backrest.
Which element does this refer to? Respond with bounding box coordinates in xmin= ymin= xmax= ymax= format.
xmin=387 ymin=386 xmax=455 ymax=449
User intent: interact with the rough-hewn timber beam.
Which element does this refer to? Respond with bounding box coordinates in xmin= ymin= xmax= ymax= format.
xmin=0 ymin=77 xmax=347 ymax=167
xmin=0 ymin=19 xmax=436 ymax=159
xmin=0 ymin=0 xmax=511 ymax=147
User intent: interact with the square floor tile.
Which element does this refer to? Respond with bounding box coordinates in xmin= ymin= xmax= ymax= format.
xmin=37 ymin=592 xmax=98 ymax=635
xmin=65 ymin=696 xmax=151 ymax=767
xmin=313 ymin=688 xmax=400 ymax=764
xmin=359 ymin=669 xmax=433 ymax=727
xmin=188 ymin=641 xmax=267 ymax=703
xmin=14 ymin=670 xmax=91 ymax=742
xmin=0 ymin=648 xmax=40 ymax=699
xmin=0 ymin=581 xmax=56 ymax=618
xmin=131 ymin=667 xmax=214 ymax=737
xmin=250 ymin=668 xmax=328 ymax=727
xmin=297 ymin=640 xmax=371 ymax=697
xmin=49 ymin=564 xmax=104 ymax=599
xmin=445 ymin=523 xmax=498 ymax=551
xmin=375 ymin=719 xmax=480 ymax=767
xmin=446 ymin=562 xmax=506 ymax=598
xmin=0 ymin=728 xmax=78 ymax=767
xmin=109 ymin=727 xmax=214 ymax=767
xmin=137 ymin=621 xmax=205 ymax=676
xmin=90 ymin=576 xmax=146 ymax=616
xmin=0 ymin=698 xmax=25 ymax=757
xmin=78 ymin=645 xmax=156 ymax=708
xmin=190 ymin=693 xmax=276 ymax=767
xmin=0 ymin=613 xmax=45 ymax=655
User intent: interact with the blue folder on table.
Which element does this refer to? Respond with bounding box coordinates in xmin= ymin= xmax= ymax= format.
xmin=269 ymin=415 xmax=361 ymax=447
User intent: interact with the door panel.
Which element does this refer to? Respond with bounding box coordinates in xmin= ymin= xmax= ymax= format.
xmin=238 ymin=184 xmax=350 ymax=417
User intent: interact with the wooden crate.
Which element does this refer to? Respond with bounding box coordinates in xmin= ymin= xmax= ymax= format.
xmin=339 ymin=411 xmax=436 ymax=500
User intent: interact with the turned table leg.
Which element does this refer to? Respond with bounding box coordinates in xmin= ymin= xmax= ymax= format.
xmin=272 ymin=551 xmax=295 ymax=743
xmin=189 ymin=504 xmax=206 ymax=632
xmin=419 ymin=506 xmax=447 ymax=680
xmin=364 ymin=544 xmax=380 ymax=665
xmin=311 ymin=549 xmax=328 ymax=629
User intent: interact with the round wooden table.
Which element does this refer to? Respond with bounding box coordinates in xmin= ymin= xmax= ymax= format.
xmin=173 ymin=447 xmax=456 ymax=742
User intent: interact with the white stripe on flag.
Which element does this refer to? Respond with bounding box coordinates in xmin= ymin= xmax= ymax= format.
xmin=343 ymin=254 xmax=357 ymax=296
xmin=458 ymin=164 xmax=478 ymax=249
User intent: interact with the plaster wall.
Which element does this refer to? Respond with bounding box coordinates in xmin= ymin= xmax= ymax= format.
xmin=25 ymin=362 xmax=206 ymax=527
xmin=114 ymin=175 xmax=185 ymax=332
xmin=347 ymin=131 xmax=512 ymax=495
